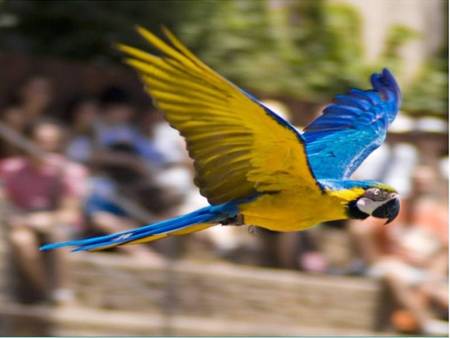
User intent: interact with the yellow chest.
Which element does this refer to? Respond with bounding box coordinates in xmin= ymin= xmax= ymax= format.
xmin=239 ymin=188 xmax=360 ymax=232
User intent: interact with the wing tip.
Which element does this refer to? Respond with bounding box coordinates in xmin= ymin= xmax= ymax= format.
xmin=135 ymin=25 xmax=162 ymax=45
xmin=370 ymin=68 xmax=402 ymax=107
xmin=160 ymin=25 xmax=172 ymax=38
xmin=135 ymin=24 xmax=147 ymax=35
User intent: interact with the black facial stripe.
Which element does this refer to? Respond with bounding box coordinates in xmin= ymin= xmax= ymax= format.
xmin=347 ymin=200 xmax=370 ymax=220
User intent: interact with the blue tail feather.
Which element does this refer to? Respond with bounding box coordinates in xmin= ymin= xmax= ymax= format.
xmin=72 ymin=213 xmax=211 ymax=252
xmin=40 ymin=202 xmax=239 ymax=252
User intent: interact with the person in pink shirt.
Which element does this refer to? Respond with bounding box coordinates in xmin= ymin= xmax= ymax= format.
xmin=0 ymin=119 xmax=87 ymax=304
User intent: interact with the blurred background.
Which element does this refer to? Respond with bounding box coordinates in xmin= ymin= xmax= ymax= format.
xmin=0 ymin=0 xmax=447 ymax=336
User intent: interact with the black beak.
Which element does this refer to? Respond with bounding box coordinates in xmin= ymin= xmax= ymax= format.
xmin=372 ymin=197 xmax=400 ymax=225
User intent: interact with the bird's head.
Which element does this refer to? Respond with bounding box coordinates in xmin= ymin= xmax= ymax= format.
xmin=348 ymin=184 xmax=400 ymax=224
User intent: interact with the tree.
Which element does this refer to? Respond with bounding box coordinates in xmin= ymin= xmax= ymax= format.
xmin=1 ymin=0 xmax=447 ymax=116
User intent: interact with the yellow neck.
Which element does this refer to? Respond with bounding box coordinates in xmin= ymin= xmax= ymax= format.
xmin=326 ymin=187 xmax=365 ymax=203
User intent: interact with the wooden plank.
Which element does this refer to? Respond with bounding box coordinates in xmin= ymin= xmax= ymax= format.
xmin=68 ymin=253 xmax=381 ymax=331
xmin=0 ymin=302 xmax=382 ymax=336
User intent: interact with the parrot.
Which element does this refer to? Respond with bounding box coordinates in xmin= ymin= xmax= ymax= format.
xmin=41 ymin=27 xmax=401 ymax=253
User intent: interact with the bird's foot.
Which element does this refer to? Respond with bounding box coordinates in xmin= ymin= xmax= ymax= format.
xmin=220 ymin=214 xmax=244 ymax=226
xmin=247 ymin=225 xmax=257 ymax=234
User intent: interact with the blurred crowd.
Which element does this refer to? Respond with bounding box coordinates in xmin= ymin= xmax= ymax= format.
xmin=0 ymin=74 xmax=447 ymax=335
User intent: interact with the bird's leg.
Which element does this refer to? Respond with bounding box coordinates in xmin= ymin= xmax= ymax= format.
xmin=247 ymin=225 xmax=257 ymax=234
xmin=220 ymin=214 xmax=244 ymax=226
xmin=220 ymin=215 xmax=258 ymax=234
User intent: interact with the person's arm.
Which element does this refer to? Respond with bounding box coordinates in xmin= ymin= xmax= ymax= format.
xmin=57 ymin=195 xmax=82 ymax=226
xmin=427 ymin=248 xmax=448 ymax=279
xmin=91 ymin=211 xmax=137 ymax=233
xmin=15 ymin=196 xmax=82 ymax=234
xmin=25 ymin=160 xmax=88 ymax=234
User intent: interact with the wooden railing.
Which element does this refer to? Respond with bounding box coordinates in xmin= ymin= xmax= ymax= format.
xmin=0 ymin=252 xmax=384 ymax=336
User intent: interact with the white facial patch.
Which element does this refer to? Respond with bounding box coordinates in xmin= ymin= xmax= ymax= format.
xmin=356 ymin=197 xmax=389 ymax=215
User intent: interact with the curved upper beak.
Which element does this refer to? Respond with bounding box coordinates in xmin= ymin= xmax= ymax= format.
xmin=372 ymin=195 xmax=400 ymax=224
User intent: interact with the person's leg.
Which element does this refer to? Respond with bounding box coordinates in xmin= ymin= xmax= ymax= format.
xmin=277 ymin=232 xmax=300 ymax=269
xmin=422 ymin=250 xmax=449 ymax=309
xmin=386 ymin=273 xmax=429 ymax=320
xmin=258 ymin=229 xmax=280 ymax=267
xmin=385 ymin=270 xmax=447 ymax=334
xmin=349 ymin=221 xmax=380 ymax=264
xmin=421 ymin=281 xmax=449 ymax=309
xmin=47 ymin=224 xmax=71 ymax=295
xmin=41 ymin=224 xmax=78 ymax=306
xmin=9 ymin=226 xmax=48 ymax=293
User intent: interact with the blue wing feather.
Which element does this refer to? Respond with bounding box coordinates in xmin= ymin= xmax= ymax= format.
xmin=303 ymin=68 xmax=401 ymax=179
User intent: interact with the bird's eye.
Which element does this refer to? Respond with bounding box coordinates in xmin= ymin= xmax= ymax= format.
xmin=365 ymin=188 xmax=385 ymax=201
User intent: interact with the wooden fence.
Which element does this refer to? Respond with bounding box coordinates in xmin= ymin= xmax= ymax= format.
xmin=0 ymin=252 xmax=385 ymax=336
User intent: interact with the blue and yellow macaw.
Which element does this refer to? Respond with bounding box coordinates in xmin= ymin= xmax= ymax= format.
xmin=42 ymin=27 xmax=401 ymax=252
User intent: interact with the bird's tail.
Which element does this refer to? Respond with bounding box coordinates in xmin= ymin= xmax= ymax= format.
xmin=40 ymin=203 xmax=237 ymax=252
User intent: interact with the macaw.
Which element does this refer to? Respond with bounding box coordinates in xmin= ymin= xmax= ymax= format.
xmin=41 ymin=27 xmax=401 ymax=252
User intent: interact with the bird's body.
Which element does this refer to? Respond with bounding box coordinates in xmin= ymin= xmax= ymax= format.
xmin=239 ymin=182 xmax=355 ymax=232
xmin=41 ymin=27 xmax=402 ymax=253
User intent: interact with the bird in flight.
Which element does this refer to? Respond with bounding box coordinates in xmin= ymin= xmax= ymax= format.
xmin=42 ymin=27 xmax=401 ymax=252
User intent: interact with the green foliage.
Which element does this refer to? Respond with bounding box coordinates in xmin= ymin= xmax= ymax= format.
xmin=0 ymin=0 xmax=197 ymax=62
xmin=374 ymin=24 xmax=420 ymax=77
xmin=181 ymin=0 xmax=446 ymax=115
xmin=382 ymin=25 xmax=420 ymax=60
xmin=402 ymin=54 xmax=448 ymax=117
xmin=179 ymin=0 xmax=369 ymax=101
xmin=1 ymin=0 xmax=447 ymax=115
xmin=177 ymin=0 xmax=427 ymax=105
xmin=401 ymin=4 xmax=448 ymax=118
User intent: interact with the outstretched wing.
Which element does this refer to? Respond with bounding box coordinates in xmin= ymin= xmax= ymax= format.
xmin=119 ymin=27 xmax=321 ymax=205
xmin=303 ymin=69 xmax=401 ymax=179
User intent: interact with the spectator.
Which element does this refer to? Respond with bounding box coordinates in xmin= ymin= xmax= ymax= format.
xmin=145 ymin=108 xmax=190 ymax=166
xmin=94 ymin=86 xmax=165 ymax=167
xmin=17 ymin=75 xmax=54 ymax=121
xmin=0 ymin=119 xmax=87 ymax=305
xmin=82 ymin=172 xmax=165 ymax=261
xmin=64 ymin=95 xmax=99 ymax=164
xmin=81 ymin=144 xmax=171 ymax=261
xmin=350 ymin=165 xmax=448 ymax=335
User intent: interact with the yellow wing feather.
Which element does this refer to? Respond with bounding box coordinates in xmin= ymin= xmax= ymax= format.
xmin=119 ymin=27 xmax=321 ymax=204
